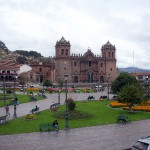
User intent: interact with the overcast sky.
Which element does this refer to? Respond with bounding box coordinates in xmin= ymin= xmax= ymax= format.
xmin=0 ymin=0 xmax=150 ymax=69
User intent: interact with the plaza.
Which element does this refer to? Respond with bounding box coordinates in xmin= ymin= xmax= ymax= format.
xmin=0 ymin=91 xmax=150 ymax=150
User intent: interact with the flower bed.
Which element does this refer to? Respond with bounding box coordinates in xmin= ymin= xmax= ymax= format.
xmin=123 ymin=105 xmax=150 ymax=112
xmin=109 ymin=101 xmax=127 ymax=108
xmin=24 ymin=114 xmax=37 ymax=120
xmin=110 ymin=101 xmax=150 ymax=112
xmin=27 ymin=88 xmax=40 ymax=92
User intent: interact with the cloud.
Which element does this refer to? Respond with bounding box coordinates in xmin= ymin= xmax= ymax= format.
xmin=0 ymin=0 xmax=150 ymax=69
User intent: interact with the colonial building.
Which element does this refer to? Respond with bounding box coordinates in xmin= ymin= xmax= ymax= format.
xmin=29 ymin=59 xmax=55 ymax=83
xmin=55 ymin=37 xmax=118 ymax=84
xmin=0 ymin=61 xmax=32 ymax=86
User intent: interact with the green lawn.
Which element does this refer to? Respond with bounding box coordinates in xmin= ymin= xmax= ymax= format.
xmin=1 ymin=100 xmax=150 ymax=135
xmin=0 ymin=93 xmax=44 ymax=107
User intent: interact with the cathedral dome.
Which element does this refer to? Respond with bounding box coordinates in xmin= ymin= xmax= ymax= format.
xmin=83 ymin=48 xmax=94 ymax=57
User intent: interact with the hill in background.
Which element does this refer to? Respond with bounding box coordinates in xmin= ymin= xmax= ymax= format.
xmin=118 ymin=67 xmax=150 ymax=73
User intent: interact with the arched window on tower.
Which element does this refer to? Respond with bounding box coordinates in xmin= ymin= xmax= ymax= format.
xmin=101 ymin=63 xmax=103 ymax=67
xmin=61 ymin=49 xmax=64 ymax=55
xmin=109 ymin=52 xmax=111 ymax=57
xmin=66 ymin=49 xmax=68 ymax=55
xmin=112 ymin=52 xmax=114 ymax=58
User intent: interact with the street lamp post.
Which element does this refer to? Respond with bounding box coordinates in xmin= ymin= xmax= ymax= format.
xmin=58 ymin=76 xmax=60 ymax=104
xmin=3 ymin=75 xmax=6 ymax=115
xmin=145 ymin=76 xmax=149 ymax=100
xmin=64 ymin=74 xmax=69 ymax=130
xmin=13 ymin=75 xmax=17 ymax=118
xmin=107 ymin=77 xmax=110 ymax=100
xmin=58 ymin=90 xmax=60 ymax=104
xmin=42 ymin=73 xmax=44 ymax=94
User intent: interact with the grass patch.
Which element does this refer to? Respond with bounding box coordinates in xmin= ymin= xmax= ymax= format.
xmin=1 ymin=100 xmax=150 ymax=135
xmin=0 ymin=93 xmax=44 ymax=107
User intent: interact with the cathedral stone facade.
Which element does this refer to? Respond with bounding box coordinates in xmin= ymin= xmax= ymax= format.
xmin=55 ymin=37 xmax=118 ymax=84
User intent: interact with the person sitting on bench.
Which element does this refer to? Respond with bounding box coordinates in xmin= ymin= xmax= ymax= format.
xmin=35 ymin=105 xmax=38 ymax=111
xmin=52 ymin=120 xmax=59 ymax=131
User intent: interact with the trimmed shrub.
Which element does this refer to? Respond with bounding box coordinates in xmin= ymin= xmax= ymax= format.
xmin=68 ymin=98 xmax=76 ymax=111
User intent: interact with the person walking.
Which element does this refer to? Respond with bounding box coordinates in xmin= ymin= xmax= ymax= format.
xmin=6 ymin=105 xmax=10 ymax=116
xmin=15 ymin=97 xmax=19 ymax=105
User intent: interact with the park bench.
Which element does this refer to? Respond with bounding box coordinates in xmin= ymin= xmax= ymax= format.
xmin=100 ymin=95 xmax=107 ymax=99
xmin=0 ymin=115 xmax=7 ymax=125
xmin=29 ymin=96 xmax=37 ymax=101
xmin=117 ymin=115 xmax=130 ymax=124
xmin=37 ymin=92 xmax=47 ymax=98
xmin=50 ymin=103 xmax=59 ymax=111
xmin=39 ymin=122 xmax=58 ymax=132
xmin=30 ymin=107 xmax=40 ymax=114
xmin=87 ymin=95 xmax=95 ymax=101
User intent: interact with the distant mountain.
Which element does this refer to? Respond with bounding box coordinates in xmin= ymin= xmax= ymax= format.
xmin=118 ymin=67 xmax=150 ymax=73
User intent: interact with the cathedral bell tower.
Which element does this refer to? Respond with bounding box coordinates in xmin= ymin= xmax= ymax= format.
xmin=55 ymin=37 xmax=71 ymax=83
xmin=55 ymin=36 xmax=71 ymax=58
xmin=101 ymin=41 xmax=117 ymax=82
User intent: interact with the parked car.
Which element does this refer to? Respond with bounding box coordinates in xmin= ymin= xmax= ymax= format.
xmin=95 ymin=85 xmax=103 ymax=91
xmin=131 ymin=136 xmax=150 ymax=150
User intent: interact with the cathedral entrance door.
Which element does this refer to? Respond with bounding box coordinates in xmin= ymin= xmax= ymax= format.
xmin=87 ymin=72 xmax=93 ymax=83
xmin=74 ymin=76 xmax=78 ymax=83
xmin=100 ymin=76 xmax=104 ymax=83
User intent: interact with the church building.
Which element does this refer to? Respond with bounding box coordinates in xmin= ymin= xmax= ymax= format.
xmin=55 ymin=37 xmax=118 ymax=84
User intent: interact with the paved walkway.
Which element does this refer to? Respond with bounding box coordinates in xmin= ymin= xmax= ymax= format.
xmin=0 ymin=91 xmax=150 ymax=150
xmin=1 ymin=119 xmax=150 ymax=150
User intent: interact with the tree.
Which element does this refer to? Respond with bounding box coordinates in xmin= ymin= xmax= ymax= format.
xmin=43 ymin=80 xmax=53 ymax=87
xmin=117 ymin=84 xmax=143 ymax=112
xmin=15 ymin=50 xmax=42 ymax=58
xmin=68 ymin=98 xmax=76 ymax=111
xmin=16 ymin=56 xmax=28 ymax=64
xmin=111 ymin=72 xmax=139 ymax=94
xmin=58 ymin=77 xmax=64 ymax=89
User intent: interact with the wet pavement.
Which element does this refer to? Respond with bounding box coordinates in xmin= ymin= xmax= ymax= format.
xmin=1 ymin=119 xmax=150 ymax=150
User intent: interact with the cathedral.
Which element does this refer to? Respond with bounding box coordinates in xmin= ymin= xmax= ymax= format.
xmin=0 ymin=37 xmax=118 ymax=86
xmin=55 ymin=37 xmax=118 ymax=84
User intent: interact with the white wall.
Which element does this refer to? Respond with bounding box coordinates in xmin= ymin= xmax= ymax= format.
xmin=19 ymin=64 xmax=32 ymax=74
